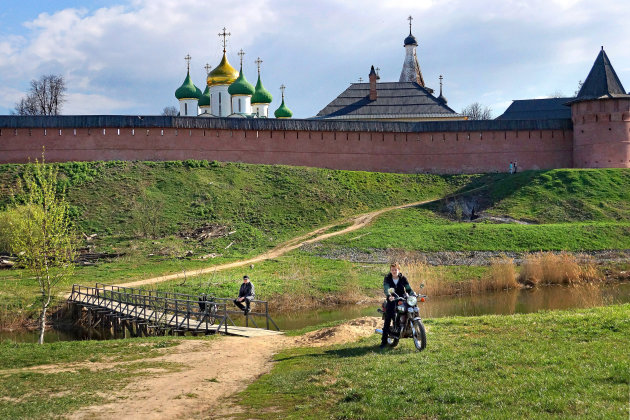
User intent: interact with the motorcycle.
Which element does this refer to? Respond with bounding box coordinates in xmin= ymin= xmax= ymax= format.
xmin=375 ymin=285 xmax=427 ymax=351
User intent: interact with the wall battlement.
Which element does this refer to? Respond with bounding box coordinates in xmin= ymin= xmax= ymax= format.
xmin=0 ymin=116 xmax=576 ymax=174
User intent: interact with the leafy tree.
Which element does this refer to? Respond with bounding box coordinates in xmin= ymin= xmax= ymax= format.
xmin=8 ymin=154 xmax=76 ymax=344
xmin=14 ymin=74 xmax=67 ymax=116
xmin=574 ymin=80 xmax=584 ymax=97
xmin=162 ymin=106 xmax=179 ymax=116
xmin=461 ymin=102 xmax=493 ymax=120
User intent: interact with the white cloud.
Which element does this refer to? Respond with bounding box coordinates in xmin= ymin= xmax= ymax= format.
xmin=0 ymin=0 xmax=629 ymax=117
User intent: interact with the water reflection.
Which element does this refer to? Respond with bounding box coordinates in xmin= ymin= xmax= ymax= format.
xmin=2 ymin=283 xmax=629 ymax=342
xmin=272 ymin=282 xmax=630 ymax=330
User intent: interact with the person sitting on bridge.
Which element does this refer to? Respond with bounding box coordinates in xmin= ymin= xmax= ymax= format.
xmin=233 ymin=275 xmax=255 ymax=314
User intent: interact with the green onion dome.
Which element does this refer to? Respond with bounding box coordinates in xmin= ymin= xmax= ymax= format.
xmin=228 ymin=66 xmax=255 ymax=96
xmin=198 ymin=85 xmax=210 ymax=107
xmin=251 ymin=75 xmax=273 ymax=104
xmin=274 ymin=99 xmax=293 ymax=118
xmin=175 ymin=71 xmax=201 ymax=100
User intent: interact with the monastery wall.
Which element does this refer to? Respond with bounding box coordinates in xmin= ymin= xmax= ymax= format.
xmin=0 ymin=117 xmax=573 ymax=173
xmin=571 ymin=98 xmax=630 ymax=169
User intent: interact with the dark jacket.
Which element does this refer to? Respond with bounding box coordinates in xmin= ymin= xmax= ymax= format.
xmin=238 ymin=281 xmax=255 ymax=300
xmin=383 ymin=273 xmax=412 ymax=297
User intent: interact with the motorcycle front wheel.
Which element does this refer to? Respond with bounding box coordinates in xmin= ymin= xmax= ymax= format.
xmin=387 ymin=336 xmax=399 ymax=348
xmin=412 ymin=319 xmax=427 ymax=351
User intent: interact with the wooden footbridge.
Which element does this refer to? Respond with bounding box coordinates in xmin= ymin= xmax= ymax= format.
xmin=68 ymin=283 xmax=283 ymax=338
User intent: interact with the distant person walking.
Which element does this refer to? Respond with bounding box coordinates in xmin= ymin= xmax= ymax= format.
xmin=509 ymin=162 xmax=514 ymax=174
xmin=234 ymin=275 xmax=255 ymax=314
xmin=514 ymin=161 xmax=518 ymax=173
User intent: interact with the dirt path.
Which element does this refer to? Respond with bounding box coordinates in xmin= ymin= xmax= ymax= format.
xmin=120 ymin=200 xmax=431 ymax=288
xmin=64 ymin=317 xmax=382 ymax=420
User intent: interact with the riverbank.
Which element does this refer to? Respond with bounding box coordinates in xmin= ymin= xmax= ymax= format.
xmin=1 ymin=304 xmax=627 ymax=419
xmin=235 ymin=303 xmax=630 ymax=419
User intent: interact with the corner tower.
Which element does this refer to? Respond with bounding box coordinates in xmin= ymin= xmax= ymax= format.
xmin=570 ymin=47 xmax=630 ymax=168
xmin=399 ymin=16 xmax=426 ymax=87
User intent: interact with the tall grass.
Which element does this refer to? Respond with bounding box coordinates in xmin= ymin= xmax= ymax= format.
xmin=403 ymin=252 xmax=602 ymax=297
xmin=519 ymin=252 xmax=602 ymax=287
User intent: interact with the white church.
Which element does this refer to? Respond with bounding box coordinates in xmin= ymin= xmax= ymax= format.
xmin=174 ymin=28 xmax=293 ymax=119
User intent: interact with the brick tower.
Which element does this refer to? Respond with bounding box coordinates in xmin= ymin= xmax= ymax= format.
xmin=570 ymin=47 xmax=630 ymax=168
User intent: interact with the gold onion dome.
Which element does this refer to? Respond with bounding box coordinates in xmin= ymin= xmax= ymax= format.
xmin=207 ymin=53 xmax=239 ymax=86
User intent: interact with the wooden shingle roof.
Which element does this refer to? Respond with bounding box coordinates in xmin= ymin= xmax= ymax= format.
xmin=315 ymin=82 xmax=459 ymax=120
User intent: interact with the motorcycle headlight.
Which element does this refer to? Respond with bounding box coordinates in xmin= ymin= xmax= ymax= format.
xmin=407 ymin=296 xmax=417 ymax=306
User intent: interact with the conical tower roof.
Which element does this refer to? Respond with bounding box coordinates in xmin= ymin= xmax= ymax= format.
xmin=574 ymin=47 xmax=629 ymax=102
xmin=175 ymin=71 xmax=201 ymax=99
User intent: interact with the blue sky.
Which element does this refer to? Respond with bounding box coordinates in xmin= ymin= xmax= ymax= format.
xmin=1 ymin=0 xmax=629 ymax=118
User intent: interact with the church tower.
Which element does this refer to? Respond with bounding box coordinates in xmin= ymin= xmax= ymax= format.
xmin=399 ymin=16 xmax=427 ymax=89
xmin=251 ymin=57 xmax=273 ymax=117
xmin=175 ymin=54 xmax=202 ymax=116
xmin=228 ymin=49 xmax=256 ymax=115
xmin=208 ymin=28 xmax=239 ymax=117
xmin=274 ymin=85 xmax=293 ymax=119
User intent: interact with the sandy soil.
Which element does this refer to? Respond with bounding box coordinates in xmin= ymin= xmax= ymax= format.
xmin=64 ymin=317 xmax=382 ymax=420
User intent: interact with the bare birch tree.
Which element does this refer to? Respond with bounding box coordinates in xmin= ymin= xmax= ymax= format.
xmin=9 ymin=155 xmax=76 ymax=344
xmin=14 ymin=74 xmax=67 ymax=116
xmin=461 ymin=102 xmax=493 ymax=120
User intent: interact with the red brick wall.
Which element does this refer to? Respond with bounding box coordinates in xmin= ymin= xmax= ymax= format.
xmin=571 ymin=98 xmax=630 ymax=169
xmin=0 ymin=126 xmax=574 ymax=173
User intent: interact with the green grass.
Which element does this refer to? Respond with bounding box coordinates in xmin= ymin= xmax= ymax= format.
xmin=152 ymin=251 xmax=489 ymax=303
xmin=320 ymin=206 xmax=630 ymax=251
xmin=1 ymin=164 xmax=628 ymax=324
xmin=236 ymin=304 xmax=630 ymax=419
xmin=454 ymin=169 xmax=630 ymax=223
xmin=0 ymin=335 xmax=214 ymax=419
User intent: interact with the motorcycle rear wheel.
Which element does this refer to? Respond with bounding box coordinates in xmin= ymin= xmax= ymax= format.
xmin=412 ymin=319 xmax=427 ymax=351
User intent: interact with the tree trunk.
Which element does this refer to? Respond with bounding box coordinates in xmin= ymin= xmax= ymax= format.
xmin=38 ymin=302 xmax=48 ymax=345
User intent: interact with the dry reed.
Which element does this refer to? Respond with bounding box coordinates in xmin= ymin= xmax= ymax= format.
xmin=518 ymin=252 xmax=603 ymax=286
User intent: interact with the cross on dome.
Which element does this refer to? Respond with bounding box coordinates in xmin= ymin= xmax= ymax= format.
xmin=280 ymin=84 xmax=286 ymax=99
xmin=238 ymin=49 xmax=245 ymax=67
xmin=255 ymin=57 xmax=263 ymax=75
xmin=218 ymin=27 xmax=231 ymax=53
xmin=204 ymin=63 xmax=212 ymax=75
xmin=407 ymin=15 xmax=413 ymax=34
xmin=184 ymin=54 xmax=191 ymax=71
xmin=358 ymin=77 xmax=363 ymax=83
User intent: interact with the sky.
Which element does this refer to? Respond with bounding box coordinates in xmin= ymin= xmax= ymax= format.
xmin=1 ymin=0 xmax=629 ymax=118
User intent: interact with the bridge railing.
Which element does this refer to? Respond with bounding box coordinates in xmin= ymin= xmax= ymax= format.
xmin=72 ymin=283 xmax=279 ymax=331
xmin=70 ymin=284 xmax=236 ymax=333
xmin=94 ymin=283 xmax=279 ymax=331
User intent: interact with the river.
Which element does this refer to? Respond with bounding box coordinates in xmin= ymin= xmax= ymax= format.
xmin=2 ymin=282 xmax=629 ymax=342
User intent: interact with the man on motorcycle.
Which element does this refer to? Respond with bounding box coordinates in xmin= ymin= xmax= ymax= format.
xmin=380 ymin=262 xmax=414 ymax=349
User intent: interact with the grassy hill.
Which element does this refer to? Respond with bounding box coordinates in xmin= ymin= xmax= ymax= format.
xmin=318 ymin=169 xmax=630 ymax=253
xmin=1 ymin=163 xmax=628 ymax=320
